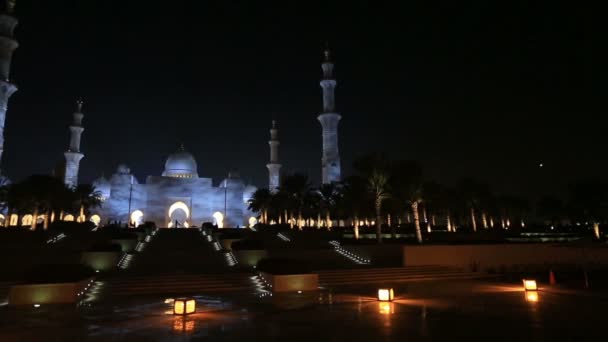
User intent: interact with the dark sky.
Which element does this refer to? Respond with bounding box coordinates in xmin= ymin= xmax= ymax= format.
xmin=3 ymin=0 xmax=605 ymax=198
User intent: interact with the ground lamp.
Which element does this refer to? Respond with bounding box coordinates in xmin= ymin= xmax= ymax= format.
xmin=377 ymin=288 xmax=394 ymax=302
xmin=174 ymin=298 xmax=196 ymax=315
xmin=522 ymin=279 xmax=538 ymax=291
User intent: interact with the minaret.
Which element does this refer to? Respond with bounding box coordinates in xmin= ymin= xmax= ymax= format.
xmin=63 ymin=100 xmax=85 ymax=188
xmin=266 ymin=120 xmax=281 ymax=192
xmin=0 ymin=1 xmax=19 ymax=169
xmin=318 ymin=47 xmax=341 ymax=184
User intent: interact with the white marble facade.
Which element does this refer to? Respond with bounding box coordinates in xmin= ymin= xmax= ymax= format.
xmin=92 ymin=147 xmax=256 ymax=228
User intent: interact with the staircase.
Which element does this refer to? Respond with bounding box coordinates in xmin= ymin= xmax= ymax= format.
xmin=318 ymin=265 xmax=491 ymax=287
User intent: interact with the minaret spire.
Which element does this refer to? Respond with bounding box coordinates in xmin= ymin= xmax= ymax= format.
xmin=266 ymin=120 xmax=281 ymax=192
xmin=317 ymin=45 xmax=342 ymax=184
xmin=0 ymin=1 xmax=19 ymax=171
xmin=63 ymin=99 xmax=85 ymax=188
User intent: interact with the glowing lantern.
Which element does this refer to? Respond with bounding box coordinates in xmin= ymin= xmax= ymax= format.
xmin=525 ymin=291 xmax=539 ymax=302
xmin=523 ymin=279 xmax=538 ymax=291
xmin=173 ymin=298 xmax=196 ymax=315
xmin=377 ymin=288 xmax=394 ymax=302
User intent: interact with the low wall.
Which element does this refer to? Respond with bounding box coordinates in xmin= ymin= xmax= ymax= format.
xmin=403 ymin=244 xmax=608 ymax=271
xmin=261 ymin=272 xmax=319 ymax=292
xmin=234 ymin=250 xmax=268 ymax=267
xmin=8 ymin=277 xmax=93 ymax=306
xmin=221 ymin=239 xmax=242 ymax=251
xmin=111 ymin=239 xmax=138 ymax=253
xmin=81 ymin=251 xmax=121 ymax=271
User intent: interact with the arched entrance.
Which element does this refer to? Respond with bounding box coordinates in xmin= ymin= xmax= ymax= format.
xmin=213 ymin=211 xmax=224 ymax=228
xmin=130 ymin=210 xmax=144 ymax=227
xmin=90 ymin=214 xmax=101 ymax=227
xmin=168 ymin=201 xmax=190 ymax=228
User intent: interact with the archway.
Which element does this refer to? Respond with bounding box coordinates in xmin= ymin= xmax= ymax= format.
xmin=22 ymin=214 xmax=33 ymax=226
xmin=248 ymin=216 xmax=257 ymax=228
xmin=213 ymin=211 xmax=224 ymax=228
xmin=130 ymin=210 xmax=144 ymax=227
xmin=168 ymin=201 xmax=190 ymax=228
xmin=9 ymin=214 xmax=18 ymax=226
xmin=90 ymin=214 xmax=101 ymax=227
xmin=0 ymin=214 xmax=4 ymax=226
xmin=64 ymin=214 xmax=74 ymax=222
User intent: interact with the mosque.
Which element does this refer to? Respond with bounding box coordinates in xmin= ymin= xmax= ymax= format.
xmin=0 ymin=3 xmax=343 ymax=228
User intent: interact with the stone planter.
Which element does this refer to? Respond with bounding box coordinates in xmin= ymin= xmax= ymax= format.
xmin=220 ymin=238 xmax=242 ymax=251
xmin=260 ymin=272 xmax=319 ymax=292
xmin=8 ymin=277 xmax=94 ymax=306
xmin=81 ymin=251 xmax=122 ymax=271
xmin=111 ymin=239 xmax=138 ymax=253
xmin=234 ymin=250 xmax=268 ymax=267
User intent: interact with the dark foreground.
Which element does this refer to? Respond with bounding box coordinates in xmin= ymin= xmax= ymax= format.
xmin=0 ymin=280 xmax=606 ymax=341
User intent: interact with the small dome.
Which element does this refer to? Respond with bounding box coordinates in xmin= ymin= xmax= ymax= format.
xmin=163 ymin=147 xmax=198 ymax=178
xmin=92 ymin=175 xmax=111 ymax=199
xmin=117 ymin=164 xmax=131 ymax=174
xmin=243 ymin=185 xmax=257 ymax=203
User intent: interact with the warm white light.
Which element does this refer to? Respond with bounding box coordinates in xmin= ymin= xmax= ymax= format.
xmin=63 ymin=214 xmax=75 ymax=222
xmin=523 ymin=279 xmax=538 ymax=291
xmin=130 ymin=210 xmax=144 ymax=226
xmin=213 ymin=212 xmax=224 ymax=228
xmin=90 ymin=214 xmax=101 ymax=226
xmin=378 ymin=288 xmax=394 ymax=301
xmin=33 ymin=304 xmax=40 ymax=308
xmin=173 ymin=298 xmax=196 ymax=315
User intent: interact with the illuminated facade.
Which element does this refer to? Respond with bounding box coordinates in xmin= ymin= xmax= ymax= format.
xmin=318 ymin=47 xmax=342 ymax=184
xmin=92 ymin=146 xmax=256 ymax=228
xmin=63 ymin=100 xmax=85 ymax=188
xmin=0 ymin=3 xmax=18 ymax=176
xmin=266 ymin=120 xmax=281 ymax=192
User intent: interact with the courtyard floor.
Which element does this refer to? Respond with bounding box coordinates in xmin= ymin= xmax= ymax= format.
xmin=0 ymin=280 xmax=606 ymax=341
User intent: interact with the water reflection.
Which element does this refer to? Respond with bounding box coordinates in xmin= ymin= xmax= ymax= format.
xmin=525 ymin=291 xmax=539 ymax=303
xmin=172 ymin=316 xmax=196 ymax=334
xmin=378 ymin=302 xmax=395 ymax=315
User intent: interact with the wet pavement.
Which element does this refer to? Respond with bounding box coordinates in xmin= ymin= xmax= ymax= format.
xmin=0 ymin=280 xmax=606 ymax=341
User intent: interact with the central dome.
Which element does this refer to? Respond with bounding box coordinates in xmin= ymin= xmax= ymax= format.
xmin=163 ymin=146 xmax=198 ymax=178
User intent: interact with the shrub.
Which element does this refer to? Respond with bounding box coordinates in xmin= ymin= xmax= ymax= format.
xmin=256 ymin=258 xmax=312 ymax=275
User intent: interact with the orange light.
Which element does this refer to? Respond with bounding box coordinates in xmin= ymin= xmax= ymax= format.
xmin=378 ymin=288 xmax=394 ymax=301
xmin=379 ymin=302 xmax=394 ymax=315
xmin=525 ymin=291 xmax=539 ymax=302
xmin=174 ymin=298 xmax=196 ymax=315
xmin=523 ymin=279 xmax=538 ymax=291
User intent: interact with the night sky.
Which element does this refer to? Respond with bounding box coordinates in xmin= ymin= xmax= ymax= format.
xmin=3 ymin=1 xmax=604 ymax=198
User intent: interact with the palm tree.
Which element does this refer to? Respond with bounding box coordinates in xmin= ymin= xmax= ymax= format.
xmin=248 ymin=188 xmax=273 ymax=224
xmin=3 ymin=175 xmax=73 ymax=229
xmin=340 ymin=176 xmax=369 ymax=239
xmin=317 ymin=183 xmax=340 ymax=229
xmin=458 ymin=178 xmax=491 ymax=232
xmin=389 ymin=160 xmax=424 ymax=243
xmin=568 ymin=180 xmax=608 ymax=239
xmin=280 ymin=173 xmax=312 ymax=230
xmin=73 ymin=184 xmax=102 ymax=223
xmin=368 ymin=169 xmax=390 ymax=243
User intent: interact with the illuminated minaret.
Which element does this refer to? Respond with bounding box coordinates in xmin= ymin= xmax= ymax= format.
xmin=63 ymin=100 xmax=85 ymax=188
xmin=266 ymin=120 xmax=281 ymax=192
xmin=318 ymin=47 xmax=341 ymax=184
xmin=0 ymin=0 xmax=18 ymax=169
